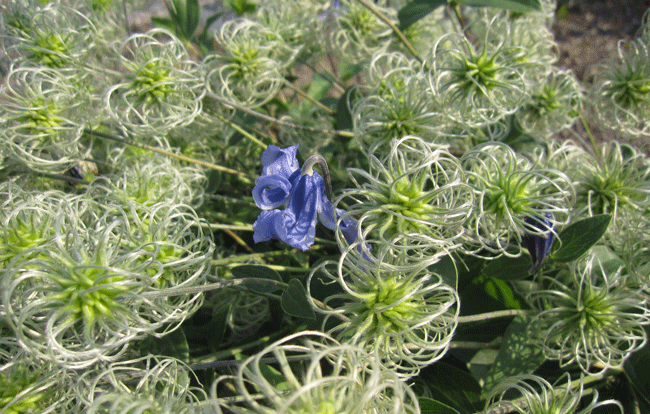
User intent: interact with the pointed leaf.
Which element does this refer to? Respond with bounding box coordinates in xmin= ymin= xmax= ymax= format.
xmin=231 ymin=265 xmax=283 ymax=293
xmin=429 ymin=254 xmax=458 ymax=289
xmin=307 ymin=73 xmax=332 ymax=103
xmin=183 ymin=0 xmax=201 ymax=38
xmin=281 ymin=279 xmax=316 ymax=319
xmin=204 ymin=11 xmax=224 ymax=32
xmin=483 ymin=254 xmax=532 ymax=281
xmin=398 ymin=0 xmax=448 ymax=31
xmin=482 ymin=314 xmax=545 ymax=395
xmin=139 ymin=328 xmax=190 ymax=363
xmin=419 ymin=398 xmax=462 ymax=414
xmin=624 ymin=326 xmax=650 ymax=411
xmin=151 ymin=17 xmax=177 ymax=33
xmin=421 ymin=361 xmax=483 ymax=414
xmin=591 ymin=245 xmax=625 ymax=275
xmin=467 ymin=348 xmax=499 ymax=384
xmin=457 ymin=0 xmax=542 ymax=13
xmin=225 ymin=0 xmax=256 ymax=15
xmin=335 ymin=86 xmax=359 ymax=131
xmin=339 ymin=61 xmax=363 ymax=82
xmin=208 ymin=304 xmax=230 ymax=352
xmin=484 ymin=278 xmax=521 ymax=309
xmin=259 ymin=363 xmax=291 ymax=391
xmin=552 ymin=215 xmax=612 ymax=263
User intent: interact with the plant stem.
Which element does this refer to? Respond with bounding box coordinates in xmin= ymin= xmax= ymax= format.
xmin=138 ymin=278 xmax=289 ymax=300
xmin=355 ymin=0 xmax=422 ymax=64
xmin=202 ymin=223 xmax=253 ymax=231
xmin=206 ymin=93 xmax=354 ymax=138
xmin=212 ymin=112 xmax=268 ymax=150
xmin=457 ymin=309 xmax=528 ymax=324
xmin=282 ymin=79 xmax=336 ymax=115
xmin=84 ymin=129 xmax=253 ymax=184
xmin=211 ymin=250 xmax=293 ymax=266
xmin=191 ymin=354 xmax=311 ymax=370
xmin=579 ymin=112 xmax=601 ymax=160
xmin=451 ymin=2 xmax=466 ymax=32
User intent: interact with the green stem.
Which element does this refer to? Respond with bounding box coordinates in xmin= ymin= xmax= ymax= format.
xmin=355 ymin=0 xmax=422 ymax=64
xmin=207 ymin=193 xmax=258 ymax=208
xmin=579 ymin=111 xmax=601 ymax=160
xmin=138 ymin=278 xmax=289 ymax=300
xmin=202 ymin=223 xmax=254 ymax=232
xmin=282 ymin=79 xmax=336 ymax=115
xmin=206 ymin=93 xmax=353 ymax=137
xmin=261 ymin=265 xmax=311 ymax=272
xmin=15 ymin=170 xmax=87 ymax=186
xmin=457 ymin=309 xmax=528 ymax=324
xmin=448 ymin=341 xmax=500 ymax=350
xmin=315 ymin=60 xmax=347 ymax=93
xmin=190 ymin=353 xmax=311 ymax=370
xmin=212 ymin=112 xmax=268 ymax=150
xmin=451 ymin=2 xmax=466 ymax=32
xmin=83 ymin=129 xmax=253 ymax=184
xmin=188 ymin=327 xmax=294 ymax=366
xmin=211 ymin=250 xmax=294 ymax=266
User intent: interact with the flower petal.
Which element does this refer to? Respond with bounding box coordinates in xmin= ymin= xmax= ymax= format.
xmin=282 ymin=173 xmax=321 ymax=251
xmin=252 ymin=174 xmax=293 ymax=210
xmin=338 ymin=211 xmax=359 ymax=245
xmin=253 ymin=210 xmax=286 ymax=244
xmin=261 ymin=144 xmax=299 ymax=178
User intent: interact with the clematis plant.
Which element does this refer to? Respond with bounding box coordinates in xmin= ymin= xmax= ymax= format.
xmin=252 ymin=144 xmax=356 ymax=251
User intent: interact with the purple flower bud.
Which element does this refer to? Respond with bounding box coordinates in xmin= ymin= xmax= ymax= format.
xmin=523 ymin=212 xmax=555 ymax=271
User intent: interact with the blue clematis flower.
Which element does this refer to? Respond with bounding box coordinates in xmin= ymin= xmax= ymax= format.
xmin=522 ymin=212 xmax=555 ymax=272
xmin=252 ymin=144 xmax=357 ymax=251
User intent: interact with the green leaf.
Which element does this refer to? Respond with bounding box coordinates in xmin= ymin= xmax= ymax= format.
xmin=170 ymin=0 xmax=200 ymax=39
xmin=151 ymin=16 xmax=177 ymax=33
xmin=198 ymin=11 xmax=224 ymax=50
xmin=398 ymin=0 xmax=448 ymax=31
xmin=339 ymin=61 xmax=363 ymax=83
xmin=307 ymin=73 xmax=332 ymax=104
xmin=139 ymin=328 xmax=190 ymax=363
xmin=457 ymin=0 xmax=541 ymax=13
xmin=208 ymin=304 xmax=230 ymax=352
xmin=590 ymin=245 xmax=625 ymax=275
xmin=204 ymin=11 xmax=223 ymax=32
xmin=429 ymin=254 xmax=458 ymax=289
xmin=335 ymin=86 xmax=359 ymax=131
xmin=281 ymin=279 xmax=316 ymax=320
xmin=225 ymin=0 xmax=256 ymax=15
xmin=420 ymin=362 xmax=483 ymax=414
xmin=482 ymin=254 xmax=531 ymax=281
xmin=467 ymin=348 xmax=499 ymax=385
xmin=555 ymin=4 xmax=568 ymax=19
xmin=484 ymin=278 xmax=521 ymax=309
xmin=184 ymin=0 xmax=200 ymax=38
xmin=419 ymin=398 xmax=462 ymax=414
xmin=624 ymin=326 xmax=650 ymax=412
xmin=230 ymin=265 xmax=283 ymax=293
xmin=482 ymin=314 xmax=545 ymax=395
xmin=552 ymin=215 xmax=612 ymax=263
xmin=259 ymin=363 xmax=291 ymax=391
